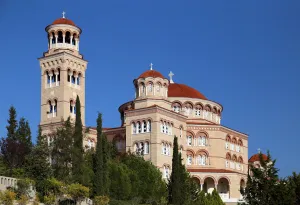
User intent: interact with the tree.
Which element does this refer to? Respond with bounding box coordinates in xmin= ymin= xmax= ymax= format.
xmin=242 ymin=151 xmax=293 ymax=205
xmin=93 ymin=113 xmax=109 ymax=196
xmin=52 ymin=118 xmax=73 ymax=182
xmin=211 ymin=189 xmax=225 ymax=205
xmin=25 ymin=127 xmax=52 ymax=193
xmin=72 ymin=95 xmax=84 ymax=184
xmin=169 ymin=136 xmax=181 ymax=205
xmin=288 ymin=172 xmax=300 ymax=205
xmin=121 ymin=153 xmax=166 ymax=203
xmin=16 ymin=117 xmax=32 ymax=155
xmin=67 ymin=183 xmax=89 ymax=205
xmin=108 ymin=161 xmax=131 ymax=200
xmin=0 ymin=137 xmax=26 ymax=176
xmin=0 ymin=190 xmax=16 ymax=205
xmin=6 ymin=106 xmax=18 ymax=141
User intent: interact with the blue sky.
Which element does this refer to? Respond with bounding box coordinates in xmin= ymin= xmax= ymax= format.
xmin=0 ymin=0 xmax=299 ymax=177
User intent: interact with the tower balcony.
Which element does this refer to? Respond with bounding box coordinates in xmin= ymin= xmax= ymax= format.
xmin=51 ymin=43 xmax=78 ymax=51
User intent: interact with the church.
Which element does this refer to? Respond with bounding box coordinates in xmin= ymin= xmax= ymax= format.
xmin=37 ymin=14 xmax=261 ymax=204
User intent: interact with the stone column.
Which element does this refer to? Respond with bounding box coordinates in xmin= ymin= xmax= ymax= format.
xmin=70 ymin=36 xmax=73 ymax=46
xmin=51 ymin=101 xmax=55 ymax=118
xmin=63 ymin=34 xmax=65 ymax=44
xmin=74 ymin=73 xmax=78 ymax=86
xmin=68 ymin=70 xmax=72 ymax=86
xmin=200 ymin=183 xmax=203 ymax=191
xmin=55 ymin=35 xmax=58 ymax=46
xmin=49 ymin=36 xmax=53 ymax=49
xmin=49 ymin=73 xmax=53 ymax=88
xmin=55 ymin=71 xmax=59 ymax=86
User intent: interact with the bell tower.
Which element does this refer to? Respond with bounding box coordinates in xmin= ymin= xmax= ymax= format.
xmin=39 ymin=12 xmax=88 ymax=132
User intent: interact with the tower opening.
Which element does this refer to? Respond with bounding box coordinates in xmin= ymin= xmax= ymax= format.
xmin=57 ymin=31 xmax=63 ymax=43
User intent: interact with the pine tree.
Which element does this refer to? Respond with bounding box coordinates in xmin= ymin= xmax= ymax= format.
xmin=25 ymin=127 xmax=52 ymax=193
xmin=169 ymin=136 xmax=181 ymax=205
xmin=94 ymin=113 xmax=104 ymax=196
xmin=72 ymin=95 xmax=84 ymax=184
xmin=211 ymin=189 xmax=225 ymax=205
xmin=6 ymin=106 xmax=18 ymax=140
xmin=52 ymin=118 xmax=73 ymax=182
xmin=17 ymin=117 xmax=32 ymax=155
xmin=242 ymin=151 xmax=292 ymax=205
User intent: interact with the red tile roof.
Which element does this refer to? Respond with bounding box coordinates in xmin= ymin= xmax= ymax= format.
xmin=138 ymin=70 xmax=165 ymax=79
xmin=248 ymin=153 xmax=268 ymax=163
xmin=168 ymin=83 xmax=207 ymax=100
xmin=53 ymin=18 xmax=76 ymax=26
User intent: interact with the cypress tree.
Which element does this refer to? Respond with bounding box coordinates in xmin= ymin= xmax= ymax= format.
xmin=169 ymin=136 xmax=181 ymax=205
xmin=72 ymin=95 xmax=84 ymax=184
xmin=6 ymin=106 xmax=18 ymax=140
xmin=102 ymin=134 xmax=110 ymax=194
xmin=94 ymin=113 xmax=104 ymax=196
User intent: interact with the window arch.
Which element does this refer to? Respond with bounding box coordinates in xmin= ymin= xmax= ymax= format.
xmin=147 ymin=82 xmax=153 ymax=93
xmin=184 ymin=102 xmax=193 ymax=116
xmin=195 ymin=104 xmax=203 ymax=116
xmin=172 ymin=102 xmax=182 ymax=113
xmin=142 ymin=120 xmax=147 ymax=133
xmin=179 ymin=126 xmax=183 ymax=138
xmin=147 ymin=120 xmax=151 ymax=132
xmin=57 ymin=31 xmax=63 ymax=43
xmin=144 ymin=141 xmax=150 ymax=154
xmin=187 ymin=135 xmax=193 ymax=146
xmin=163 ymin=165 xmax=170 ymax=179
xmin=132 ymin=122 xmax=136 ymax=134
xmin=187 ymin=155 xmax=193 ymax=165
xmin=65 ymin=31 xmax=71 ymax=44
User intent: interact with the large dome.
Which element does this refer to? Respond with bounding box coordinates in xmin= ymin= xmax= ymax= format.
xmin=52 ymin=18 xmax=76 ymax=26
xmin=168 ymin=83 xmax=207 ymax=100
xmin=138 ymin=70 xmax=165 ymax=79
xmin=249 ymin=153 xmax=268 ymax=163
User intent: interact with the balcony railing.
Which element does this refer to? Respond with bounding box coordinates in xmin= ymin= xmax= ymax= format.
xmin=52 ymin=43 xmax=78 ymax=51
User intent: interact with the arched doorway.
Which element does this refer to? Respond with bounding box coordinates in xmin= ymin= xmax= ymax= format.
xmin=191 ymin=176 xmax=201 ymax=190
xmin=203 ymin=177 xmax=215 ymax=194
xmin=217 ymin=177 xmax=230 ymax=200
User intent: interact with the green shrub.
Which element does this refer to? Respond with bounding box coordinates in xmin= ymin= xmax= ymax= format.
xmin=44 ymin=194 xmax=55 ymax=205
xmin=18 ymin=194 xmax=29 ymax=205
xmin=0 ymin=190 xmax=16 ymax=205
xmin=94 ymin=195 xmax=110 ymax=205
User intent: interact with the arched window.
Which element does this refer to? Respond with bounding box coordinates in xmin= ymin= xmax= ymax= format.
xmin=65 ymin=31 xmax=71 ymax=44
xmin=162 ymin=143 xmax=167 ymax=155
xmin=164 ymin=166 xmax=170 ymax=179
xmin=72 ymin=71 xmax=76 ymax=84
xmin=144 ymin=142 xmax=149 ymax=154
xmin=51 ymin=32 xmax=56 ymax=44
xmin=187 ymin=136 xmax=192 ymax=146
xmin=137 ymin=122 xmax=141 ymax=133
xmin=72 ymin=34 xmax=76 ymax=45
xmin=187 ymin=155 xmax=192 ymax=165
xmin=139 ymin=142 xmax=144 ymax=155
xmin=70 ymin=100 xmax=75 ymax=114
xmin=148 ymin=83 xmax=153 ymax=93
xmin=142 ymin=120 xmax=147 ymax=133
xmin=48 ymin=100 xmax=52 ymax=113
xmin=132 ymin=122 xmax=136 ymax=134
xmin=57 ymin=31 xmax=63 ymax=43
xmin=166 ymin=122 xmax=169 ymax=134
xmin=77 ymin=73 xmax=81 ymax=85
xmin=156 ymin=83 xmax=162 ymax=94
xmin=146 ymin=120 xmax=151 ymax=132
xmin=202 ymin=155 xmax=207 ymax=165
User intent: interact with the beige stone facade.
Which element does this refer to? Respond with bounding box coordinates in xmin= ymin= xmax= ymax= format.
xmin=39 ymin=17 xmax=249 ymax=204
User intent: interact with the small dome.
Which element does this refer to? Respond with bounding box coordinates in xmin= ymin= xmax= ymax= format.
xmin=52 ymin=18 xmax=76 ymax=26
xmin=249 ymin=153 xmax=268 ymax=163
xmin=138 ymin=70 xmax=165 ymax=79
xmin=168 ymin=83 xmax=207 ymax=100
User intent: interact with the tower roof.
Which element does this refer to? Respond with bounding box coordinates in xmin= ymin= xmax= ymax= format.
xmin=249 ymin=153 xmax=268 ymax=163
xmin=52 ymin=18 xmax=76 ymax=26
xmin=138 ymin=70 xmax=166 ymax=79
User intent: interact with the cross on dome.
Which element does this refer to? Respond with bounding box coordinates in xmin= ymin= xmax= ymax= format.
xmin=62 ymin=11 xmax=66 ymax=18
xmin=169 ymin=71 xmax=174 ymax=83
xmin=257 ymin=148 xmax=261 ymax=153
xmin=150 ymin=63 xmax=153 ymax=70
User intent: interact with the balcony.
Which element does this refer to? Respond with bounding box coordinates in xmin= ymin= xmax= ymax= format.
xmin=52 ymin=43 xmax=78 ymax=51
xmin=46 ymin=81 xmax=60 ymax=88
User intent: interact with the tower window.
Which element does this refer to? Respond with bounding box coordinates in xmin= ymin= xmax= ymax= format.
xmin=65 ymin=32 xmax=71 ymax=44
xmin=57 ymin=31 xmax=63 ymax=43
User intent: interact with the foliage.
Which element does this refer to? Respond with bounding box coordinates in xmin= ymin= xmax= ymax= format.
xmin=108 ymin=160 xmax=131 ymax=200
xmin=120 ymin=154 xmax=167 ymax=203
xmin=25 ymin=127 xmax=52 ymax=195
xmin=17 ymin=194 xmax=29 ymax=205
xmin=43 ymin=194 xmax=56 ymax=205
xmin=16 ymin=117 xmax=32 ymax=156
xmin=94 ymin=113 xmax=109 ymax=196
xmin=0 ymin=190 xmax=16 ymax=205
xmin=67 ymin=183 xmax=89 ymax=204
xmin=82 ymin=149 xmax=95 ymax=189
xmin=288 ymin=172 xmax=300 ymax=205
xmin=14 ymin=178 xmax=33 ymax=198
xmin=51 ymin=118 xmax=73 ymax=182
xmin=6 ymin=106 xmax=18 ymax=141
xmin=72 ymin=95 xmax=85 ymax=184
xmin=242 ymin=151 xmax=294 ymax=205
xmin=94 ymin=196 xmax=110 ymax=205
